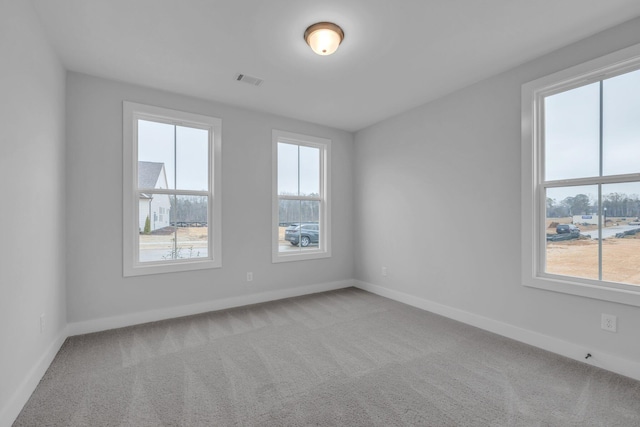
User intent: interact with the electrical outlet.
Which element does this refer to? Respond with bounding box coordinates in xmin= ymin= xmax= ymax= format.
xmin=381 ymin=266 xmax=387 ymax=277
xmin=40 ymin=314 xmax=45 ymax=333
xmin=246 ymin=272 xmax=253 ymax=282
xmin=601 ymin=313 xmax=617 ymax=332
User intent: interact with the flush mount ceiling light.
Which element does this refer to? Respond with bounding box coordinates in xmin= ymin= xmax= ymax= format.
xmin=304 ymin=22 xmax=344 ymax=56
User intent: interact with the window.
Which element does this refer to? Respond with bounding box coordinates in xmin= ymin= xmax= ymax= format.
xmin=522 ymin=43 xmax=640 ymax=306
xmin=123 ymin=102 xmax=221 ymax=276
xmin=272 ymin=130 xmax=331 ymax=262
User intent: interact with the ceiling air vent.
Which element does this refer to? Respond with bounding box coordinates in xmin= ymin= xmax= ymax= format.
xmin=235 ymin=73 xmax=264 ymax=87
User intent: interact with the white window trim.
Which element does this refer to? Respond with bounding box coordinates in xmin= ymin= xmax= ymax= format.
xmin=123 ymin=101 xmax=222 ymax=276
xmin=521 ymin=43 xmax=640 ymax=307
xmin=272 ymin=129 xmax=331 ymax=263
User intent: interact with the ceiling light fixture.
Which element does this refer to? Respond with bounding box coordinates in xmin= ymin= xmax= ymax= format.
xmin=304 ymin=22 xmax=344 ymax=56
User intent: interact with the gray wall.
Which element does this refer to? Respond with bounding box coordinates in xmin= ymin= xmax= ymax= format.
xmin=3 ymin=5 xmax=638 ymax=420
xmin=0 ymin=0 xmax=67 ymax=419
xmin=65 ymin=73 xmax=354 ymax=323
xmin=354 ymin=18 xmax=640 ymax=365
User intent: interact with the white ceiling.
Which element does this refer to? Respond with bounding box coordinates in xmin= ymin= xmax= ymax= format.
xmin=32 ymin=0 xmax=640 ymax=132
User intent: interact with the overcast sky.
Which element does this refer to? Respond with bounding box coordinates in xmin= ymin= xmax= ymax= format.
xmin=137 ymin=120 xmax=321 ymax=198
xmin=544 ymin=68 xmax=640 ymax=203
xmin=277 ymin=142 xmax=320 ymax=196
xmin=138 ymin=120 xmax=208 ymax=191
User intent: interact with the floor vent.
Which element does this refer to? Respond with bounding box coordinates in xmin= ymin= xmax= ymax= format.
xmin=235 ymin=73 xmax=264 ymax=87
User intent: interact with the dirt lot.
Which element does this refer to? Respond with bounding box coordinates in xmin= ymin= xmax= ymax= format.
xmin=138 ymin=223 xmax=640 ymax=284
xmin=139 ymin=226 xmax=207 ymax=244
xmin=140 ymin=227 xmax=292 ymax=246
xmin=546 ymin=217 xmax=640 ymax=285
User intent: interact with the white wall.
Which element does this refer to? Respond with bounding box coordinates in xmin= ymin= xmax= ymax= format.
xmin=65 ymin=73 xmax=354 ymax=325
xmin=354 ymin=18 xmax=640 ymax=375
xmin=0 ymin=0 xmax=67 ymax=424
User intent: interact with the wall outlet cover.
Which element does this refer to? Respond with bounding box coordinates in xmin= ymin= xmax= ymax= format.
xmin=601 ymin=313 xmax=617 ymax=332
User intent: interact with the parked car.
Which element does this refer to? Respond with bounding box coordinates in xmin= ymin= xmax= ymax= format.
xmin=556 ymin=224 xmax=580 ymax=236
xmin=284 ymin=223 xmax=319 ymax=247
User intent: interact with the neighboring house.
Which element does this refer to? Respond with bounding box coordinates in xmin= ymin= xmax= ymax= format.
xmin=138 ymin=161 xmax=171 ymax=232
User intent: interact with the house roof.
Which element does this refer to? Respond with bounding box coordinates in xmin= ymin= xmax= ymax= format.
xmin=138 ymin=161 xmax=164 ymax=189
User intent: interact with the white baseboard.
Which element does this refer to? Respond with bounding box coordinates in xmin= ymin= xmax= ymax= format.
xmin=354 ymin=280 xmax=640 ymax=382
xmin=9 ymin=278 xmax=635 ymax=427
xmin=1 ymin=326 xmax=68 ymax=427
xmin=68 ymin=279 xmax=354 ymax=336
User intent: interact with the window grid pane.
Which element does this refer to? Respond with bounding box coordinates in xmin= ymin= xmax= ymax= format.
xmin=602 ymin=69 xmax=640 ymax=176
xmin=137 ymin=118 xmax=211 ymax=264
xmin=274 ymin=132 xmax=329 ymax=261
xmin=544 ymin=83 xmax=600 ymax=181
xmin=542 ymin=66 xmax=640 ymax=287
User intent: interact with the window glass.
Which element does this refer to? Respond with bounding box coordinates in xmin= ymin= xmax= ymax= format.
xmin=124 ymin=102 xmax=221 ymax=276
xmin=544 ymin=83 xmax=600 ymax=181
xmin=273 ymin=130 xmax=330 ymax=262
xmin=603 ymin=69 xmax=640 ymax=176
xmin=545 ymin=186 xmax=598 ymax=280
xmin=278 ymin=142 xmax=299 ymax=196
xmin=538 ymin=63 xmax=640 ymax=288
xmin=299 ymin=145 xmax=320 ymax=196
xmin=277 ymin=163 xmax=321 ymax=254
xmin=137 ymin=121 xmax=211 ymax=263
xmin=278 ymin=201 xmax=321 ymax=253
xmin=138 ymin=193 xmax=174 ymax=263
xmin=138 ymin=120 xmax=176 ymax=189
xmin=601 ymin=182 xmax=640 ymax=285
xmin=172 ymin=195 xmax=209 ymax=259
xmin=176 ymin=125 xmax=208 ymax=191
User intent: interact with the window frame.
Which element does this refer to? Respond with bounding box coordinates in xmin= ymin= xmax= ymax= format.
xmin=521 ymin=43 xmax=640 ymax=307
xmin=272 ymin=129 xmax=331 ymax=263
xmin=123 ymin=101 xmax=222 ymax=276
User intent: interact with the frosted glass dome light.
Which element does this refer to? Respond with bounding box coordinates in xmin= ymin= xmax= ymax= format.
xmin=304 ymin=22 xmax=344 ymax=56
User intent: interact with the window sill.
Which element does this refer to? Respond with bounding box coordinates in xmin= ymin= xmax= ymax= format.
xmin=272 ymin=250 xmax=331 ymax=264
xmin=124 ymin=258 xmax=221 ymax=277
xmin=523 ymin=272 xmax=640 ymax=308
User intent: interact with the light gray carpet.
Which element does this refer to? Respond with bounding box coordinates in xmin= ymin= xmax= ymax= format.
xmin=14 ymin=288 xmax=640 ymax=426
